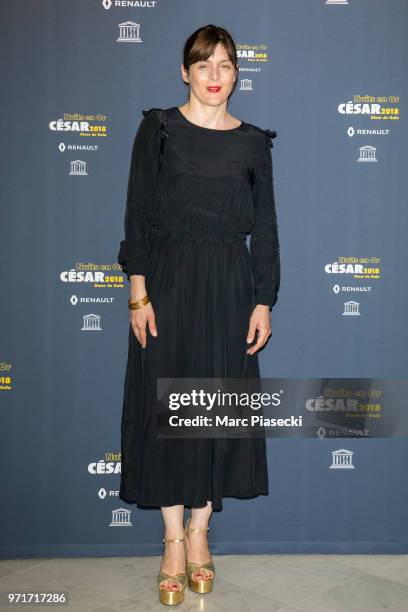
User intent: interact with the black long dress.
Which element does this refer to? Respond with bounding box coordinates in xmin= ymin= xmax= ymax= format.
xmin=117 ymin=106 xmax=280 ymax=511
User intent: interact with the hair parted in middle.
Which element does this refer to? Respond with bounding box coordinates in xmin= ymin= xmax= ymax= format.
xmin=181 ymin=24 xmax=239 ymax=101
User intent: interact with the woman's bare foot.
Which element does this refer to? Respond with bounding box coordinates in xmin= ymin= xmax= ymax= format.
xmin=159 ymin=533 xmax=186 ymax=592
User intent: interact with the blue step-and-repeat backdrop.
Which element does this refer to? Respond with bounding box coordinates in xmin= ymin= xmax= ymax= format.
xmin=1 ymin=0 xmax=408 ymax=557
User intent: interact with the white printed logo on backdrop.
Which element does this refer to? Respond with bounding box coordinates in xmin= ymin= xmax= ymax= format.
xmin=117 ymin=22 xmax=142 ymax=43
xmin=239 ymin=79 xmax=253 ymax=91
xmin=81 ymin=314 xmax=102 ymax=330
xmin=357 ymin=145 xmax=378 ymax=162
xmin=110 ymin=508 xmax=133 ymax=527
xmin=342 ymin=300 xmax=360 ymax=316
xmin=69 ymin=160 xmax=88 ymax=175
xmin=330 ymin=449 xmax=355 ymax=469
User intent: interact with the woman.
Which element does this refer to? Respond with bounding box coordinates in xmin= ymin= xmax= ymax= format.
xmin=118 ymin=24 xmax=280 ymax=606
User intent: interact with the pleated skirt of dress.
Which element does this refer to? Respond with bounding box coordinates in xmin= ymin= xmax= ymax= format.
xmin=119 ymin=234 xmax=269 ymax=511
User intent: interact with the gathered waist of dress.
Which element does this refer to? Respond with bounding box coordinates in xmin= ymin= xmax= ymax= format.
xmin=150 ymin=228 xmax=247 ymax=245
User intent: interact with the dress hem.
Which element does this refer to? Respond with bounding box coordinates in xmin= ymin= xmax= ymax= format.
xmin=118 ymin=489 xmax=269 ymax=511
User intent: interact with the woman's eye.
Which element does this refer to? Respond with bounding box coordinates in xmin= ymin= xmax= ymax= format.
xmin=197 ymin=63 xmax=231 ymax=70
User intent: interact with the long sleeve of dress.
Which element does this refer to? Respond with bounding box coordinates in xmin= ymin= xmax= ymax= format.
xmin=117 ymin=109 xmax=162 ymax=280
xmin=249 ymin=130 xmax=281 ymax=310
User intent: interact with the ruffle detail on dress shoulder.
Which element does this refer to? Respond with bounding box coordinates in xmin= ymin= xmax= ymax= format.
xmin=142 ymin=107 xmax=169 ymax=141
xmin=264 ymin=129 xmax=277 ymax=148
xmin=142 ymin=107 xmax=162 ymax=117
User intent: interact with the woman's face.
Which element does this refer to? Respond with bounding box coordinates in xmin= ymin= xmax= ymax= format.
xmin=181 ymin=42 xmax=238 ymax=107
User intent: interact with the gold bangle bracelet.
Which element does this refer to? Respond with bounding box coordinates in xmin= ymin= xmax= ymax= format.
xmin=128 ymin=295 xmax=150 ymax=310
xmin=128 ymin=294 xmax=149 ymax=306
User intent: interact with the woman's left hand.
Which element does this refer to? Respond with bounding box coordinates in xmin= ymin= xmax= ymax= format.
xmin=246 ymin=305 xmax=272 ymax=354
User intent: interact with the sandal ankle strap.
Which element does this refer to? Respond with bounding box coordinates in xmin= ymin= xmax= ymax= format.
xmin=185 ymin=518 xmax=210 ymax=533
xmin=186 ymin=526 xmax=209 ymax=533
xmin=162 ymin=536 xmax=185 ymax=543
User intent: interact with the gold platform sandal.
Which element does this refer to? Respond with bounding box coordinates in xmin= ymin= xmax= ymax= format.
xmin=157 ymin=535 xmax=188 ymax=606
xmin=184 ymin=517 xmax=215 ymax=594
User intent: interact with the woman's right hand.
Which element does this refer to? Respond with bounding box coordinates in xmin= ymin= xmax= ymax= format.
xmin=130 ymin=301 xmax=158 ymax=348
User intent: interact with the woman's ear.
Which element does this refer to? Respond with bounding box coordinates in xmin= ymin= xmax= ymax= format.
xmin=181 ymin=63 xmax=189 ymax=85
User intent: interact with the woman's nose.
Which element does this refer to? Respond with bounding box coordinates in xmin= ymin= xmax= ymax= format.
xmin=209 ymin=68 xmax=220 ymax=81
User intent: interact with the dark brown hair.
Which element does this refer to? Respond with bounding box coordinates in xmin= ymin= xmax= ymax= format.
xmin=182 ymin=24 xmax=239 ymax=101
